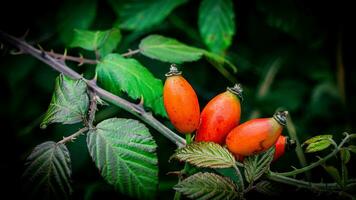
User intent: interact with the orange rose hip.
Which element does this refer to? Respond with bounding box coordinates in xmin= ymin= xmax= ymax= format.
xmin=195 ymin=84 xmax=243 ymax=144
xmin=163 ymin=65 xmax=200 ymax=134
xmin=226 ymin=111 xmax=288 ymax=156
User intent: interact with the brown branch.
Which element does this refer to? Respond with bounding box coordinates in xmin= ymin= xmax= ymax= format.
xmin=47 ymin=50 xmax=98 ymax=65
xmin=0 ymin=30 xmax=186 ymax=148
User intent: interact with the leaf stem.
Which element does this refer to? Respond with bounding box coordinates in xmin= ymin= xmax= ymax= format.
xmin=121 ymin=49 xmax=140 ymax=57
xmin=273 ymin=133 xmax=352 ymax=177
xmin=0 ymin=30 xmax=186 ymax=148
xmin=57 ymin=127 xmax=89 ymax=144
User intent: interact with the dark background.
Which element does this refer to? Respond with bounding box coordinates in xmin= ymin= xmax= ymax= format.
xmin=1 ymin=0 xmax=355 ymax=199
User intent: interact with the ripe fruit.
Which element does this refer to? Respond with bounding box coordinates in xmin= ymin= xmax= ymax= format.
xmin=195 ymin=84 xmax=243 ymax=144
xmin=163 ymin=65 xmax=200 ymax=134
xmin=235 ymin=135 xmax=296 ymax=162
xmin=273 ymin=135 xmax=296 ymax=161
xmin=226 ymin=111 xmax=288 ymax=156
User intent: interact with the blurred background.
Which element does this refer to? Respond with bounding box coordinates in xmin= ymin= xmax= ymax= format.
xmin=1 ymin=0 xmax=355 ymax=199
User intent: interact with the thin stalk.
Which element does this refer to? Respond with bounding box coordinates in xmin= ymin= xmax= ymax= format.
xmin=286 ymin=115 xmax=310 ymax=179
xmin=274 ymin=133 xmax=353 ymax=177
xmin=174 ymin=134 xmax=192 ymax=200
xmin=57 ymin=127 xmax=89 ymax=144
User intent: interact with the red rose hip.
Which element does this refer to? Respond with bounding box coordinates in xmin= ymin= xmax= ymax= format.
xmin=195 ymin=84 xmax=243 ymax=144
xmin=163 ymin=65 xmax=200 ymax=134
xmin=226 ymin=111 xmax=288 ymax=156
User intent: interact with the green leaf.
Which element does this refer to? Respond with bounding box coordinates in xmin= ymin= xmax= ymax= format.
xmin=41 ymin=74 xmax=89 ymax=128
xmin=302 ymin=135 xmax=333 ymax=146
xmin=139 ymin=35 xmax=203 ymax=63
xmin=347 ymin=145 xmax=356 ymax=154
xmin=171 ymin=142 xmax=235 ymax=168
xmin=113 ymin=0 xmax=187 ymax=30
xmin=96 ymin=54 xmax=166 ymax=116
xmin=198 ymin=0 xmax=235 ymax=53
xmin=305 ymin=140 xmax=332 ymax=153
xmin=174 ymin=172 xmax=239 ymax=200
xmin=87 ymin=118 xmax=158 ymax=199
xmin=255 ymin=181 xmax=281 ymax=196
xmin=139 ymin=35 xmax=237 ymax=73
xmin=323 ymin=165 xmax=342 ymax=187
xmin=23 ymin=141 xmax=72 ymax=200
xmin=70 ymin=28 xmax=121 ymax=56
xmin=56 ymin=0 xmax=97 ymax=44
xmin=340 ymin=149 xmax=351 ymax=164
xmin=244 ymin=147 xmax=275 ymax=183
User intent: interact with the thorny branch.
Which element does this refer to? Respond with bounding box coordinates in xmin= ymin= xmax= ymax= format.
xmin=0 ymin=30 xmax=186 ymax=148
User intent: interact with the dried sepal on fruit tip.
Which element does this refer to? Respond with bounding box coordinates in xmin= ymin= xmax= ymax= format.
xmin=273 ymin=110 xmax=288 ymax=126
xmin=227 ymin=83 xmax=244 ymax=101
xmin=165 ymin=64 xmax=182 ymax=77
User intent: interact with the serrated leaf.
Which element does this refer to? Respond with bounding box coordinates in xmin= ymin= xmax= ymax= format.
xmin=41 ymin=74 xmax=89 ymax=128
xmin=112 ymin=0 xmax=187 ymax=30
xmin=305 ymin=140 xmax=332 ymax=153
xmin=139 ymin=35 xmax=203 ymax=63
xmin=199 ymin=0 xmax=235 ymax=53
xmin=23 ymin=141 xmax=72 ymax=200
xmin=323 ymin=165 xmax=342 ymax=187
xmin=171 ymin=142 xmax=235 ymax=168
xmin=56 ymin=0 xmax=97 ymax=44
xmin=347 ymin=145 xmax=356 ymax=154
xmin=139 ymin=35 xmax=237 ymax=73
xmin=244 ymin=147 xmax=275 ymax=183
xmin=87 ymin=118 xmax=158 ymax=199
xmin=174 ymin=172 xmax=239 ymax=200
xmin=255 ymin=181 xmax=281 ymax=196
xmin=302 ymin=135 xmax=333 ymax=146
xmin=96 ymin=54 xmax=166 ymax=116
xmin=70 ymin=28 xmax=121 ymax=56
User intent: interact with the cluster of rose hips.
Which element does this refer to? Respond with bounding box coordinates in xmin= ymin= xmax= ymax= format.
xmin=163 ymin=65 xmax=295 ymax=161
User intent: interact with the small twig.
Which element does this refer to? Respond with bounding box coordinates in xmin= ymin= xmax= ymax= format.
xmin=274 ymin=133 xmax=352 ymax=177
xmin=57 ymin=127 xmax=89 ymax=144
xmin=121 ymin=49 xmax=140 ymax=57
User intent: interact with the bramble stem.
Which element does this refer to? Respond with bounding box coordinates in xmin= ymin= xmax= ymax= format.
xmin=46 ymin=50 xmax=98 ymax=65
xmin=57 ymin=127 xmax=89 ymax=144
xmin=174 ymin=134 xmax=192 ymax=200
xmin=0 ymin=30 xmax=186 ymax=148
xmin=274 ymin=133 xmax=353 ymax=177
xmin=267 ymin=172 xmax=356 ymax=192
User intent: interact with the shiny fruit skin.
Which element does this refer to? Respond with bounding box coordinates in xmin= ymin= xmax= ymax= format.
xmin=226 ymin=117 xmax=283 ymax=156
xmin=163 ymin=75 xmax=200 ymax=134
xmin=195 ymin=91 xmax=241 ymax=144
xmin=235 ymin=135 xmax=290 ymax=162
xmin=273 ymin=135 xmax=286 ymax=161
